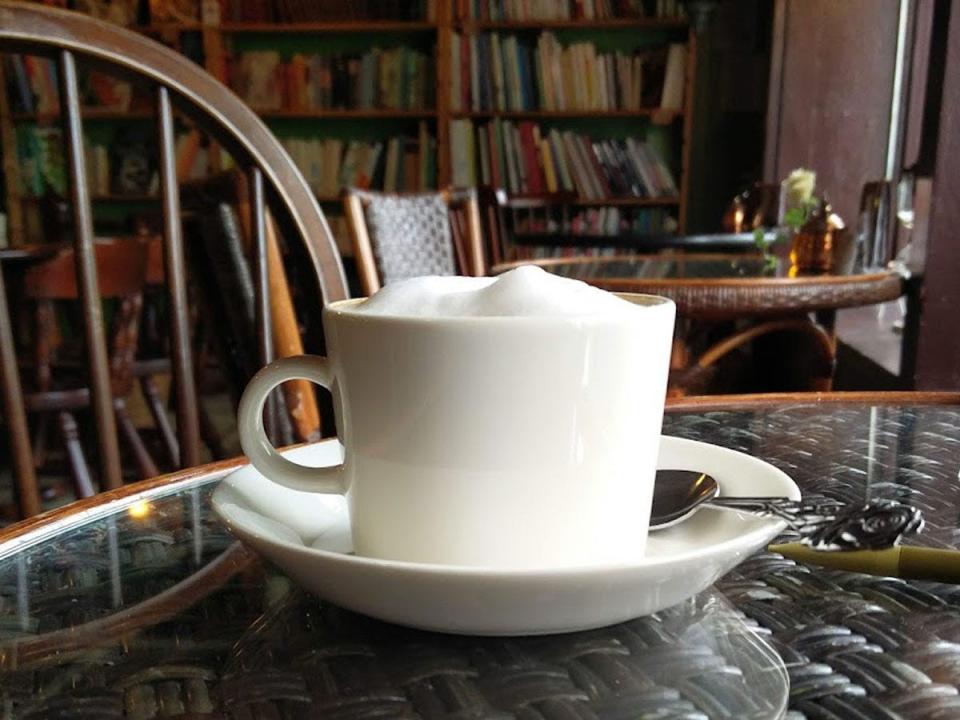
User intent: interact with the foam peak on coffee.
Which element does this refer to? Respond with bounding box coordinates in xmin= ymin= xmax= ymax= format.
xmin=355 ymin=265 xmax=638 ymax=318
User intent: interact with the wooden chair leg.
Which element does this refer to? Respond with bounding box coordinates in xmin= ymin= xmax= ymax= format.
xmin=140 ymin=375 xmax=180 ymax=467
xmin=58 ymin=411 xmax=95 ymax=499
xmin=114 ymin=398 xmax=160 ymax=479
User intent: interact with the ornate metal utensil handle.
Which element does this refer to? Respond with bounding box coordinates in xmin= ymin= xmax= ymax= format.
xmin=708 ymin=497 xmax=924 ymax=551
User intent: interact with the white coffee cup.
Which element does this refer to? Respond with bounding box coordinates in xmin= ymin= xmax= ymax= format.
xmin=238 ymin=283 xmax=675 ymax=569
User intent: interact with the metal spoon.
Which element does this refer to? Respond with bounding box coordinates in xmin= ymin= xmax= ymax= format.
xmin=651 ymin=470 xmax=924 ymax=551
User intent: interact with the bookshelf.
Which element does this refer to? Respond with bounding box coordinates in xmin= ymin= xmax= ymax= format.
xmin=0 ymin=0 xmax=696 ymax=259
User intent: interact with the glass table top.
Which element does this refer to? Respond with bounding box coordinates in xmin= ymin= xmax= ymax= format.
xmin=1 ymin=403 xmax=959 ymax=718
xmin=530 ymin=252 xmax=881 ymax=282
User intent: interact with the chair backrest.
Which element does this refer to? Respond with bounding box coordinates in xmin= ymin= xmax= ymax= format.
xmin=343 ymin=188 xmax=485 ymax=297
xmin=22 ymin=239 xmax=148 ymax=301
xmin=0 ymin=2 xmax=348 ymax=501
xmin=22 ymin=238 xmax=148 ymax=397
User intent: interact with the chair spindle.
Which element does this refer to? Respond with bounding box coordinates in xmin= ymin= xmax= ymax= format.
xmin=58 ymin=49 xmax=122 ymax=490
xmin=0 ymin=267 xmax=40 ymax=515
xmin=250 ymin=167 xmax=277 ymax=440
xmin=157 ymin=86 xmax=202 ymax=468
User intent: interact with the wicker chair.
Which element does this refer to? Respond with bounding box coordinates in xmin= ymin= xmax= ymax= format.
xmin=343 ymin=188 xmax=486 ymax=297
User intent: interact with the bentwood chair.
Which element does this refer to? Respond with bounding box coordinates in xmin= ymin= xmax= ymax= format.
xmin=21 ymin=239 xmax=153 ymax=499
xmin=0 ymin=2 xmax=348 ymax=517
xmin=343 ymin=188 xmax=486 ymax=297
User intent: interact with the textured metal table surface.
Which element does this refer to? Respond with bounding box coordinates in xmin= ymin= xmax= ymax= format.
xmin=1 ymin=403 xmax=959 ymax=719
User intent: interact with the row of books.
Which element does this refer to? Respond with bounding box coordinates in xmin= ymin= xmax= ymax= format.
xmin=218 ymin=0 xmax=435 ymax=22
xmin=451 ymin=32 xmax=685 ymax=112
xmin=513 ymin=206 xmax=678 ymax=236
xmin=456 ymin=0 xmax=686 ymax=21
xmin=280 ymin=124 xmax=437 ymax=196
xmin=229 ymin=49 xmax=434 ymax=112
xmin=6 ymin=56 xmax=59 ymax=115
xmin=17 ymin=124 xmax=210 ymax=198
xmin=5 ymin=55 xmax=141 ymax=115
xmin=450 ymin=118 xmax=678 ymax=200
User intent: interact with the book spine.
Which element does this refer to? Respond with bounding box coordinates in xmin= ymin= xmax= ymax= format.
xmin=450 ymin=33 xmax=462 ymax=112
xmin=560 ymin=131 xmax=589 ymax=199
xmin=479 ymin=34 xmax=492 ymax=111
xmin=519 ymin=121 xmax=542 ymax=194
xmin=477 ymin=123 xmax=491 ymax=185
xmin=469 ymin=34 xmax=481 ymax=112
xmin=487 ymin=121 xmax=502 ymax=189
xmin=547 ymin=129 xmax=570 ymax=192
xmin=507 ymin=36 xmax=523 ymax=111
xmin=502 ymin=120 xmax=520 ymax=194
xmin=450 ymin=119 xmax=473 ymax=187
xmin=518 ymin=41 xmax=533 ymax=110
xmin=490 ymin=33 xmax=506 ymax=111
xmin=660 ymin=43 xmax=686 ymax=111
xmin=580 ymin=135 xmax=610 ymax=198
xmin=417 ymin=122 xmax=429 ymax=190
xmin=539 ymin=137 xmax=557 ymax=193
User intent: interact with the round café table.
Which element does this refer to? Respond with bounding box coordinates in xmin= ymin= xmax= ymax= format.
xmin=1 ymin=396 xmax=959 ymax=718
xmin=493 ymin=253 xmax=904 ymax=321
xmin=495 ymin=254 xmax=906 ymax=394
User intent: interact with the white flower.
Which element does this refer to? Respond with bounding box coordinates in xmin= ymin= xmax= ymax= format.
xmin=784 ymin=168 xmax=816 ymax=209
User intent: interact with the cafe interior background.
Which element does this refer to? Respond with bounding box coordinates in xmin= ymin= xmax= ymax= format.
xmin=0 ymin=0 xmax=958 ymax=518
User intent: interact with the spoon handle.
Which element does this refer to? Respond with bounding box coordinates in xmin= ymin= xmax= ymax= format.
xmin=707 ymin=497 xmax=924 ymax=551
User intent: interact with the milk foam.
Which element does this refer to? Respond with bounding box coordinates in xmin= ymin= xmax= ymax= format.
xmin=354 ymin=265 xmax=640 ymax=318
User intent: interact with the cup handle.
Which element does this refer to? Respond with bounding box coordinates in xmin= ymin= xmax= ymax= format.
xmin=238 ymin=355 xmax=346 ymax=494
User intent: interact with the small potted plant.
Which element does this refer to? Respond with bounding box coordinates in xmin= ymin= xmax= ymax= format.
xmin=754 ymin=168 xmax=846 ymax=275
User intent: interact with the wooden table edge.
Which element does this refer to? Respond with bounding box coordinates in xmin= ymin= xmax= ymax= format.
xmin=665 ymin=391 xmax=960 ymax=412
xmin=0 ymin=455 xmax=249 ymax=553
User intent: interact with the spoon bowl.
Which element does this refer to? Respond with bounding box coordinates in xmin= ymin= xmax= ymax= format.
xmin=650 ymin=470 xmax=719 ymax=529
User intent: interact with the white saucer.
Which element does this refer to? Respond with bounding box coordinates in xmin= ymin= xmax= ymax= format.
xmin=212 ymin=435 xmax=799 ymax=635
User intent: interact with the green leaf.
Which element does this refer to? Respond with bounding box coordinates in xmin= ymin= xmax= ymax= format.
xmin=753 ymin=227 xmax=767 ymax=250
xmin=783 ymin=207 xmax=806 ymax=230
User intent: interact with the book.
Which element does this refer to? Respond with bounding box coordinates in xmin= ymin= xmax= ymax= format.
xmin=660 ymin=43 xmax=686 ymax=110
xmin=84 ymin=71 xmax=132 ymax=111
xmin=450 ymin=119 xmax=470 ymax=187
xmin=6 ymin=56 xmax=33 ymax=114
xmin=417 ymin=121 xmax=431 ymax=189
xmin=450 ymin=33 xmax=462 ymax=112
xmin=477 ymin=124 xmax=491 ymax=185
xmin=540 ymin=137 xmax=558 ymax=193
xmin=175 ymin=130 xmax=203 ymax=181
